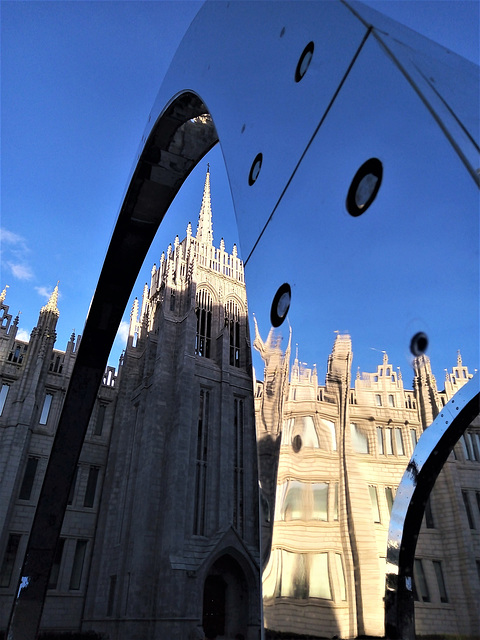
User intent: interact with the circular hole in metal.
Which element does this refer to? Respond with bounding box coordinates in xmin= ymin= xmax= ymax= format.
xmin=346 ymin=158 xmax=383 ymax=216
xmin=410 ymin=332 xmax=429 ymax=357
xmin=248 ymin=153 xmax=263 ymax=186
xmin=292 ymin=435 xmax=302 ymax=453
xmin=295 ymin=41 xmax=314 ymax=82
xmin=270 ymin=283 xmax=291 ymax=328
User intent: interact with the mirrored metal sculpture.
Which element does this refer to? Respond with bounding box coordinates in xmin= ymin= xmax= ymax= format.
xmin=7 ymin=1 xmax=478 ymax=638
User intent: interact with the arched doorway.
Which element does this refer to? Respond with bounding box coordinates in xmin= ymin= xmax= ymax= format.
xmin=203 ymin=554 xmax=248 ymax=639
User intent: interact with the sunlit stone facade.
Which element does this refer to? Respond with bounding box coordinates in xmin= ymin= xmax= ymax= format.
xmin=255 ymin=330 xmax=480 ymax=638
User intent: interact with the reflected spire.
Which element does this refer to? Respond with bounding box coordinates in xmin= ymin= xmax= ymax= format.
xmin=196 ymin=166 xmax=213 ymax=245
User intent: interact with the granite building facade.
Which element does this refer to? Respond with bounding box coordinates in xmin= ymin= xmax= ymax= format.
xmin=255 ymin=329 xmax=480 ymax=638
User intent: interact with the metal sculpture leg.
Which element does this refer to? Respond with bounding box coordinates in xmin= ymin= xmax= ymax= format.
xmin=7 ymin=93 xmax=217 ymax=639
xmin=385 ymin=376 xmax=479 ymax=639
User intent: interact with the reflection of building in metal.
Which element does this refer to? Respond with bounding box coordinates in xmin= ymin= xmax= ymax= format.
xmin=254 ymin=331 xmax=480 ymax=638
xmin=0 ymin=169 xmax=261 ymax=639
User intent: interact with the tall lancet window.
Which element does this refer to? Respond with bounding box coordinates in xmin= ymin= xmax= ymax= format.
xmin=225 ymin=299 xmax=241 ymax=367
xmin=195 ymin=289 xmax=212 ymax=358
xmin=233 ymin=397 xmax=244 ymax=534
xmin=194 ymin=389 xmax=210 ymax=535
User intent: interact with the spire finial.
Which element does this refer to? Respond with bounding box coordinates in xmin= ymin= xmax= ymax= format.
xmin=41 ymin=282 xmax=60 ymax=316
xmin=195 ymin=166 xmax=213 ymax=245
xmin=0 ymin=285 xmax=9 ymax=303
xmin=457 ymin=349 xmax=462 ymax=365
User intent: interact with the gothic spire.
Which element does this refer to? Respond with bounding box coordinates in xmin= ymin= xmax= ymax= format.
xmin=41 ymin=282 xmax=60 ymax=317
xmin=0 ymin=285 xmax=9 ymax=303
xmin=195 ymin=165 xmax=213 ymax=245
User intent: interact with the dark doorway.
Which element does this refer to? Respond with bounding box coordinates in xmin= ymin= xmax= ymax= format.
xmin=203 ymin=575 xmax=226 ymax=636
xmin=202 ymin=554 xmax=249 ymax=639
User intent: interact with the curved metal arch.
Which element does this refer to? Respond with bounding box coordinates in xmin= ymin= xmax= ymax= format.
xmin=7 ymin=91 xmax=218 ymax=639
xmin=385 ymin=375 xmax=479 ymax=640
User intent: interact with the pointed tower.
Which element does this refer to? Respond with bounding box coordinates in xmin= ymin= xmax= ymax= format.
xmin=413 ymin=354 xmax=441 ymax=427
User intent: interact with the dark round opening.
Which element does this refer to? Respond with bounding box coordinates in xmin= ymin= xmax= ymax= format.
xmin=270 ymin=283 xmax=291 ymax=328
xmin=292 ymin=435 xmax=302 ymax=453
xmin=410 ymin=332 xmax=429 ymax=357
xmin=295 ymin=41 xmax=314 ymax=82
xmin=248 ymin=153 xmax=263 ymax=186
xmin=346 ymin=158 xmax=383 ymax=216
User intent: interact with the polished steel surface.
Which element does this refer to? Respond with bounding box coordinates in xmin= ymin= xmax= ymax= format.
xmin=385 ymin=374 xmax=479 ymax=639
xmin=8 ymin=1 xmax=478 ymax=637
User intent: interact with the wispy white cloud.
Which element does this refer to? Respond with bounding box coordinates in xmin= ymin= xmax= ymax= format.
xmin=116 ymin=320 xmax=130 ymax=343
xmin=0 ymin=228 xmax=29 ymax=249
xmin=16 ymin=328 xmax=30 ymax=342
xmin=35 ymin=286 xmax=52 ymax=300
xmin=1 ymin=228 xmax=33 ymax=281
xmin=8 ymin=262 xmax=34 ymax=281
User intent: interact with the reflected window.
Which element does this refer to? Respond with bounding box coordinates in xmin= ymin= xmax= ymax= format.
xmin=312 ymin=483 xmax=328 ymax=521
xmin=388 ymin=394 xmax=395 ymax=407
xmin=333 ymin=482 xmax=339 ymax=521
xmin=335 ymin=553 xmax=347 ymax=601
xmin=350 ymin=423 xmax=369 ymax=454
xmin=309 ymin=553 xmax=332 ymax=599
xmin=281 ymin=551 xmax=308 ymax=599
xmin=302 ymin=416 xmax=320 ymax=448
xmin=320 ymin=418 xmax=337 ymax=451
xmin=195 ymin=289 xmax=212 ymax=358
xmin=375 ymin=394 xmax=382 ymax=406
xmin=282 ymin=481 xmax=304 ymax=521
xmin=369 ymin=485 xmax=381 ymax=523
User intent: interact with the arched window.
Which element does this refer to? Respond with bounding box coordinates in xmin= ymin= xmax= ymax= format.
xmin=225 ymin=299 xmax=241 ymax=367
xmin=195 ymin=289 xmax=212 ymax=358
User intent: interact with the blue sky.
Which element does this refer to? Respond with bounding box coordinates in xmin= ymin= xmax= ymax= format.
xmin=1 ymin=0 xmax=478 ymax=384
